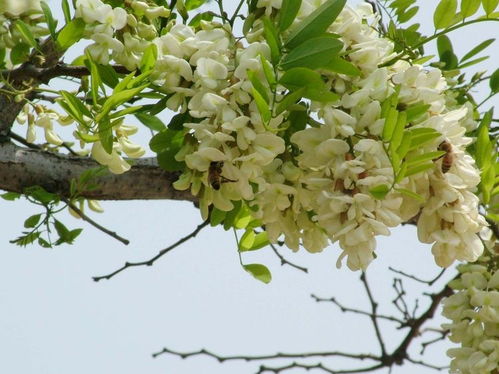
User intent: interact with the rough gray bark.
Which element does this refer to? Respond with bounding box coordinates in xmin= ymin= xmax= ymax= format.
xmin=0 ymin=142 xmax=196 ymax=202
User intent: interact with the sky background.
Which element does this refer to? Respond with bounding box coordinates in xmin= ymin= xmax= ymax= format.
xmin=1 ymin=1 xmax=498 ymax=373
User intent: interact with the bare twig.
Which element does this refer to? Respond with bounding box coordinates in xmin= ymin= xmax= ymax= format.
xmin=93 ymin=220 xmax=209 ymax=281
xmin=311 ymin=294 xmax=405 ymax=326
xmin=62 ymin=197 xmax=130 ymax=246
xmin=270 ymin=243 xmax=308 ymax=273
xmin=152 ymin=347 xmax=379 ymax=362
xmin=360 ymin=272 xmax=387 ymax=357
xmin=406 ymin=357 xmax=448 ymax=371
xmin=388 ymin=267 xmax=447 ymax=286
xmin=257 ymin=362 xmax=385 ymax=374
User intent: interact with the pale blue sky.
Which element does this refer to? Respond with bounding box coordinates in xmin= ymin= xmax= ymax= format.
xmin=1 ymin=1 xmax=498 ymax=373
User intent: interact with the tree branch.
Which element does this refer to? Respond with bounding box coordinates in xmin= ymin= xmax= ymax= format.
xmin=61 ymin=197 xmax=130 ymax=245
xmin=0 ymin=63 xmax=131 ymax=84
xmin=0 ymin=142 xmax=196 ymax=202
xmin=92 ymin=220 xmax=209 ymax=281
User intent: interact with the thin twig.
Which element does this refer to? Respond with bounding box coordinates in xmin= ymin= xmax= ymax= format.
xmin=270 ymin=243 xmax=308 ymax=273
xmin=389 ymin=267 xmax=447 ymax=286
xmin=152 ymin=347 xmax=379 ymax=362
xmin=360 ymin=272 xmax=387 ymax=356
xmin=257 ymin=362 xmax=385 ymax=374
xmin=62 ymin=197 xmax=130 ymax=245
xmin=93 ymin=220 xmax=209 ymax=281
xmin=311 ymin=294 xmax=405 ymax=325
xmin=406 ymin=356 xmax=448 ymax=371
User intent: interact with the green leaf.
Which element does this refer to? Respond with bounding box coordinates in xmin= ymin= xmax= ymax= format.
xmin=38 ymin=237 xmax=52 ymax=248
xmin=243 ymin=264 xmax=272 ymax=284
xmin=62 ymin=0 xmax=71 ymax=22
xmin=247 ymin=70 xmax=269 ymax=103
xmin=461 ymin=38 xmax=495 ymax=62
xmin=262 ymin=17 xmax=281 ymax=65
xmin=433 ymin=0 xmax=457 ymax=29
xmin=280 ymin=67 xmax=339 ymax=102
xmin=59 ymin=90 xmax=92 ymax=125
xmin=389 ymin=111 xmax=407 ymax=151
xmin=135 ymin=113 xmax=166 ymax=131
xmin=234 ymin=205 xmax=252 ymax=229
xmin=382 ymin=108 xmax=399 ymax=142
xmin=239 ymin=229 xmax=256 ymax=251
xmin=395 ymin=188 xmax=424 ymax=202
xmin=10 ymin=232 xmax=41 ymax=247
xmin=40 ymin=1 xmax=58 ymax=39
xmin=260 ymin=55 xmax=276 ymax=87
xmin=406 ymin=151 xmax=446 ymax=167
xmin=369 ymin=184 xmax=390 ymax=200
xmin=437 ymin=35 xmax=458 ymax=70
xmin=482 ymin=0 xmax=499 ymax=15
xmin=321 ymin=56 xmax=361 ymax=76
xmin=405 ymin=162 xmax=435 ymax=177
xmin=281 ymin=37 xmax=343 ymax=70
xmin=85 ymin=52 xmax=102 ymax=106
xmin=97 ymin=85 xmax=149 ymax=121
xmin=167 ymin=112 xmax=192 ymax=131
xmin=10 ymin=43 xmax=30 ymax=65
xmin=476 ymin=109 xmax=492 ymax=168
xmin=285 ymin=0 xmax=346 ymax=49
xmin=188 ymin=11 xmax=214 ymax=27
xmin=24 ymin=214 xmax=42 ymax=229
xmin=109 ymin=106 xmax=144 ymax=119
xmin=224 ymin=201 xmax=242 ymax=230
xmin=490 ymin=68 xmax=499 ymax=93
xmin=408 ymin=129 xmax=441 ymax=150
xmin=185 ymin=0 xmax=206 ymax=10
xmin=96 ymin=64 xmax=119 ymax=88
xmin=15 ymin=20 xmax=39 ymax=50
xmin=57 ymin=18 xmax=86 ymax=50
xmin=98 ymin=116 xmax=114 ymax=154
xmin=405 ymin=103 xmax=430 ymax=122
xmin=461 ymin=0 xmax=481 ymax=17
xmin=276 ymin=88 xmax=306 ymax=115
xmin=398 ymin=6 xmax=418 ymax=23
xmin=210 ymin=208 xmax=226 ymax=226
xmin=252 ymin=88 xmax=271 ymax=123
xmin=24 ymin=186 xmax=59 ymax=204
xmin=252 ymin=232 xmax=270 ymax=250
xmin=279 ymin=0 xmax=302 ymax=32
xmin=150 ymin=129 xmax=185 ymax=171
xmin=458 ymin=56 xmax=489 ymax=69
xmin=140 ymin=44 xmax=158 ymax=72
xmin=1 ymin=192 xmax=21 ymax=201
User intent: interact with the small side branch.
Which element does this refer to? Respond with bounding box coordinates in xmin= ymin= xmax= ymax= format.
xmin=270 ymin=244 xmax=308 ymax=273
xmin=62 ymin=198 xmax=130 ymax=245
xmin=311 ymin=294 xmax=405 ymax=326
xmin=388 ymin=267 xmax=446 ymax=286
xmin=93 ymin=220 xmax=209 ymax=281
xmin=152 ymin=347 xmax=379 ymax=362
xmin=360 ymin=272 xmax=387 ymax=357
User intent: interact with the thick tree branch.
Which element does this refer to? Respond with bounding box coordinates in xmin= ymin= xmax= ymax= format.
xmin=0 ymin=142 xmax=196 ymax=202
xmin=0 ymin=63 xmax=131 ymax=83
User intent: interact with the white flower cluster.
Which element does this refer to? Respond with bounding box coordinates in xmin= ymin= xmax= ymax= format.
xmin=442 ymin=261 xmax=499 ymax=373
xmin=19 ymin=0 xmax=486 ymax=271
xmin=0 ymin=0 xmax=44 ymax=52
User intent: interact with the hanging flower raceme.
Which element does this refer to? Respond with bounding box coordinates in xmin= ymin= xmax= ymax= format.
xmin=15 ymin=0 xmax=490 ymax=274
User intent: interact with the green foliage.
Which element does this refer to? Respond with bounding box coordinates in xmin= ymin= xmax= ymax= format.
xmin=57 ymin=18 xmax=86 ymax=50
xmin=280 ymin=36 xmax=343 ymax=71
xmin=285 ymin=0 xmax=346 ymax=48
xmin=433 ymin=0 xmax=458 ymax=29
xmin=278 ymin=0 xmax=302 ymax=32
xmin=149 ymin=129 xmax=185 ymax=171
xmin=243 ymin=263 xmax=272 ymax=284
